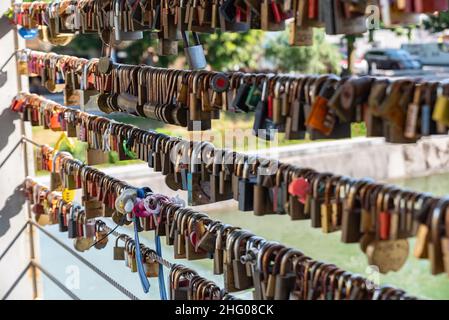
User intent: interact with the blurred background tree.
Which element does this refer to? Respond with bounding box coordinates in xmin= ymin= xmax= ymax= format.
xmin=56 ymin=30 xmax=264 ymax=71
xmin=264 ymin=29 xmax=342 ymax=74
xmin=201 ymin=30 xmax=264 ymax=71
xmin=423 ymin=11 xmax=449 ymax=33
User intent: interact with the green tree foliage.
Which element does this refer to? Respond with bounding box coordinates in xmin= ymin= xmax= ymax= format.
xmin=423 ymin=11 xmax=449 ymax=33
xmin=57 ymin=30 xmax=263 ymax=71
xmin=264 ymin=29 xmax=342 ymax=74
xmin=121 ymin=35 xmax=174 ymax=66
xmin=201 ymin=30 xmax=264 ymax=71
xmin=123 ymin=30 xmax=264 ymax=70
xmin=55 ymin=34 xmax=99 ymax=56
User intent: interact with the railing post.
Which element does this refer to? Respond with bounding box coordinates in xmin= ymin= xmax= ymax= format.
xmin=14 ymin=26 xmax=39 ymax=302
xmin=0 ymin=0 xmax=38 ymax=300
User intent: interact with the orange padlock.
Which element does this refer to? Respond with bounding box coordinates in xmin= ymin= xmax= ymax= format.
xmin=306 ymin=80 xmax=337 ymax=136
xmin=10 ymin=97 xmax=25 ymax=112
xmin=307 ymin=95 xmax=333 ymax=136
xmin=50 ymin=111 xmax=62 ymax=131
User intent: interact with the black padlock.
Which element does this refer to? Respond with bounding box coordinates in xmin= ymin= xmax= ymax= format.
xmin=253 ymin=79 xmax=269 ymax=137
xmin=238 ymin=162 xmax=256 ymax=212
xmin=58 ymin=202 xmax=68 ymax=233
xmin=68 ymin=205 xmax=79 ymax=239
xmin=232 ymin=82 xmax=251 ymax=112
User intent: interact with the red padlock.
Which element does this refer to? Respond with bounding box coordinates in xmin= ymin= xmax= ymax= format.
xmin=379 ymin=211 xmax=391 ymax=240
xmin=270 ymin=0 xmax=282 ymax=23
xmin=288 ymin=177 xmax=310 ymax=204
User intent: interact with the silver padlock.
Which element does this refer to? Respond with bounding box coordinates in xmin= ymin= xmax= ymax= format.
xmin=182 ymin=31 xmax=207 ymax=70
xmin=113 ymin=0 xmax=143 ymax=42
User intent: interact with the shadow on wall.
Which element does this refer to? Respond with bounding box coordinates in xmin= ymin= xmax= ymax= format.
xmin=0 ymin=184 xmax=26 ymax=238
xmin=0 ymin=108 xmax=24 ymax=237
xmin=0 ymin=108 xmax=19 ymax=153
xmin=0 ymin=15 xmax=27 ymax=241
xmin=0 ymin=16 xmax=14 ymax=41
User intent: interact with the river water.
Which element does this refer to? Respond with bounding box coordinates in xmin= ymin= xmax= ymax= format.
xmin=39 ymin=172 xmax=449 ymax=300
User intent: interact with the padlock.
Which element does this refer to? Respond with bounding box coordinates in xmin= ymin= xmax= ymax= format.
xmin=274 ymin=249 xmax=302 ymax=300
xmin=182 ymin=31 xmax=207 ymax=70
xmin=85 ymin=219 xmax=96 ymax=238
xmin=231 ymin=232 xmax=253 ymax=290
xmin=157 ymin=37 xmax=179 ymax=56
xmin=58 ymin=202 xmax=68 ymax=232
xmin=432 ymin=91 xmax=449 ymax=126
xmin=113 ymin=5 xmax=143 ymax=41
xmin=67 ymin=205 xmax=79 ymax=239
xmin=238 ymin=161 xmax=256 ymax=212
xmin=113 ymin=235 xmax=126 ymax=260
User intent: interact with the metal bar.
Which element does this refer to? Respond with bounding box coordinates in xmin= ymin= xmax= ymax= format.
xmin=1 ymin=262 xmax=31 ymax=300
xmin=0 ymin=139 xmax=22 ymax=170
xmin=22 ymin=136 xmax=43 ymax=148
xmin=0 ymin=51 xmax=16 ymax=72
xmin=30 ymin=260 xmax=81 ymax=300
xmin=0 ymin=221 xmax=29 ymax=261
xmin=20 ymin=111 xmax=38 ymax=301
xmin=30 ymin=220 xmax=140 ymax=300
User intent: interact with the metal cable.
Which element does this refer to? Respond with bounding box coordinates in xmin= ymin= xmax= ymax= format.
xmin=17 ymin=92 xmax=445 ymax=218
xmin=0 ymin=222 xmax=29 ymax=261
xmin=30 ymin=260 xmax=81 ymax=300
xmin=102 ymin=224 xmax=173 ymax=270
xmin=30 ymin=221 xmax=140 ymax=300
xmin=0 ymin=139 xmax=23 ymax=170
xmin=0 ymin=50 xmax=17 ymax=71
xmin=22 ymin=136 xmax=44 ymax=148
xmin=0 ymin=221 xmax=80 ymax=300
xmin=22 ymin=139 xmax=416 ymax=299
xmin=21 ymin=140 xmax=195 ymax=274
xmin=2 ymin=262 xmax=31 ymax=300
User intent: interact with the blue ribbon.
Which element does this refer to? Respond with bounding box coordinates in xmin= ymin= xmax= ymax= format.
xmin=155 ymin=233 xmax=167 ymax=300
xmin=136 ymin=188 xmax=148 ymax=198
xmin=134 ymin=187 xmax=166 ymax=298
xmin=133 ymin=216 xmax=150 ymax=293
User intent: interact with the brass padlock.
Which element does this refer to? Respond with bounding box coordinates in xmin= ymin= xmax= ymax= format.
xmin=230 ymin=232 xmax=253 ymax=290
xmin=129 ymin=244 xmax=138 ymax=273
xmin=113 ymin=235 xmax=126 ymax=261
xmin=274 ymin=249 xmax=302 ymax=300
xmin=185 ymin=214 xmax=208 ymax=260
xmin=143 ymin=249 xmax=159 ymax=278
xmin=432 ymin=85 xmax=449 ymax=126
